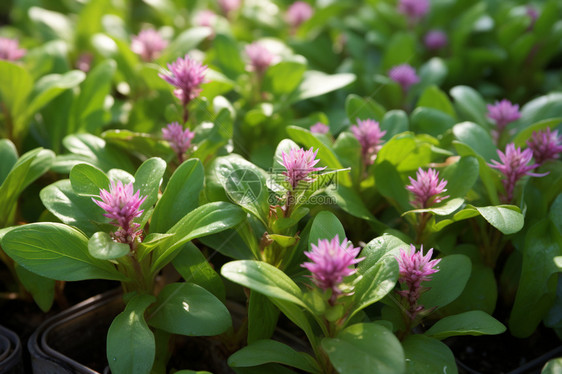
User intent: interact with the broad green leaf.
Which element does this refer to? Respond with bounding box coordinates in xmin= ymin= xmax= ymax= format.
xmin=453 ymin=122 xmax=496 ymax=161
xmin=263 ymin=61 xmax=306 ymax=97
xmin=294 ymin=71 xmax=355 ymax=102
xmin=425 ymin=310 xmax=505 ymax=340
xmin=88 ymin=232 xmax=130 ymax=260
xmin=345 ymin=94 xmax=386 ymax=122
xmin=133 ymin=157 xmax=166 ymax=214
xmin=542 ymin=358 xmax=562 ymax=373
xmin=418 ymin=254 xmax=472 ymax=310
xmin=450 ymin=85 xmax=488 ymax=127
xmin=151 ymin=202 xmax=246 ymax=272
xmin=416 ymin=58 xmax=448 ymax=93
xmin=519 ymin=92 xmax=562 ymax=125
xmin=441 ymin=156 xmax=479 ymax=199
xmin=474 ymin=205 xmax=524 ymax=234
xmin=410 ymin=107 xmax=456 ymax=137
xmin=151 ymin=159 xmax=204 ymax=234
xmin=147 ymin=283 xmax=231 ymax=336
xmin=69 ymin=163 xmax=110 ymax=197
xmin=416 ymin=85 xmax=456 ymax=118
xmin=221 ymin=260 xmax=306 ymax=307
xmin=322 ymin=323 xmax=405 ymax=374
xmin=402 ymin=335 xmax=458 ymax=374
xmin=0 ymin=139 xmax=18 ymax=184
xmin=14 ymin=264 xmax=55 ymax=312
xmin=374 ymin=160 xmax=411 ymax=212
xmin=28 ymin=7 xmax=73 ymax=42
xmin=0 ymin=58 xmax=33 ymax=121
xmin=512 ymin=118 xmax=562 ymax=148
xmin=107 ymin=294 xmax=156 ymax=374
xmin=380 ymin=110 xmax=409 ymax=139
xmin=172 ymin=242 xmax=225 ymax=301
xmin=324 ymin=185 xmax=386 ymax=231
xmin=509 ymin=219 xmax=561 ymax=337
xmin=158 ymin=27 xmax=212 ymax=62
xmin=248 ymin=292 xmax=279 ymax=344
xmin=213 ymin=34 xmax=245 ymax=79
xmin=382 ymin=32 xmax=416 ymax=69
xmin=228 ymin=340 xmax=321 ymax=374
xmin=308 ymin=211 xmax=345 ymax=251
xmin=1 ymin=223 xmax=125 ymax=281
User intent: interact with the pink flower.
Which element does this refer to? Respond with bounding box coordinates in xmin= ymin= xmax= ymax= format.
xmin=351 ymin=118 xmax=386 ymax=165
xmin=302 ymin=235 xmax=364 ymax=304
xmin=280 ymin=147 xmax=326 ymax=190
xmin=245 ymin=42 xmax=276 ymax=73
xmin=424 ymin=30 xmax=447 ymax=50
xmin=76 ymin=53 xmax=93 ymax=72
xmin=389 ymin=64 xmax=420 ymax=92
xmin=287 ymin=1 xmax=313 ymax=29
xmin=195 ymin=9 xmax=217 ymax=28
xmin=487 ymin=99 xmax=521 ymax=133
xmin=93 ymin=181 xmax=147 ymax=244
xmin=488 ymin=143 xmax=547 ymax=203
xmin=526 ymin=6 xmax=539 ymax=30
xmin=218 ymin=0 xmax=240 ymax=15
xmin=395 ymin=244 xmax=440 ymax=318
xmin=131 ymin=29 xmax=168 ymax=62
xmin=159 ymin=55 xmax=207 ymax=106
xmin=527 ymin=128 xmax=562 ymax=165
xmin=398 ymin=0 xmax=430 ymax=23
xmin=310 ymin=122 xmax=329 ymax=134
xmin=162 ymin=122 xmax=195 ymax=159
xmin=0 ymin=37 xmax=26 ymax=61
xmin=406 ymin=168 xmax=449 ymax=208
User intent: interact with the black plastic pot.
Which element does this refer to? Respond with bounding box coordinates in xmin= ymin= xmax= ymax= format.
xmin=28 ymin=288 xmax=122 ymax=374
xmin=0 ymin=325 xmax=23 ymax=374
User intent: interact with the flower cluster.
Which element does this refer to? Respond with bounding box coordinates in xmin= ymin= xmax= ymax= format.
xmin=159 ymin=55 xmax=207 ymax=106
xmin=162 ymin=122 xmax=196 ymax=161
xmin=424 ymin=30 xmax=448 ymax=50
xmin=218 ymin=0 xmax=241 ymax=15
xmin=0 ymin=37 xmax=26 ymax=61
xmin=286 ymin=1 xmax=313 ymax=29
xmin=280 ymin=147 xmax=325 ymax=190
xmin=245 ymin=42 xmax=276 ymax=73
xmin=310 ymin=122 xmax=329 ymax=134
xmin=487 ymin=99 xmax=521 ymax=135
xmin=93 ymin=181 xmax=147 ymax=244
xmin=395 ymin=244 xmax=440 ymax=319
xmin=397 ymin=0 xmax=430 ymax=24
xmin=131 ymin=29 xmax=168 ymax=62
xmin=195 ymin=9 xmax=217 ymax=28
xmin=488 ymin=143 xmax=546 ymax=203
xmin=527 ymin=128 xmax=562 ymax=165
xmin=351 ymin=118 xmax=386 ymax=165
xmin=302 ymin=235 xmax=364 ymax=304
xmin=389 ymin=64 xmax=420 ymax=92
xmin=406 ymin=168 xmax=449 ymax=208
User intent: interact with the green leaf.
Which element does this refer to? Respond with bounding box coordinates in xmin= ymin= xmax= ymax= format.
xmin=151 ymin=202 xmax=246 ymax=272
xmin=69 ymin=163 xmax=110 ymax=197
xmin=382 ymin=32 xmax=416 ymax=69
xmin=0 ymin=60 xmax=32 ymax=121
xmin=133 ymin=157 xmax=167 ymax=214
xmin=294 ymin=71 xmax=355 ymax=102
xmin=509 ymin=219 xmax=561 ymax=337
xmin=381 ymin=110 xmax=409 ymax=139
xmin=453 ymin=122 xmax=496 ymax=161
xmin=172 ymin=242 xmax=225 ymax=301
xmin=228 ymin=340 xmax=321 ymax=374
xmin=263 ymin=61 xmax=306 ymax=97
xmin=151 ymin=159 xmax=204 ymax=234
xmin=418 ymin=254 xmax=472 ymax=310
xmin=322 ymin=323 xmax=405 ymax=374
xmin=450 ymin=85 xmax=488 ymax=127
xmin=401 ymin=335 xmax=458 ymax=374
xmin=425 ymin=310 xmax=505 ymax=340
xmin=0 ymin=139 xmax=18 ymax=184
xmin=158 ymin=27 xmax=212 ymax=62
xmin=345 ymin=94 xmax=386 ymax=122
xmin=442 ymin=156 xmax=479 ymax=199
xmin=308 ymin=211 xmax=345 ymax=251
xmin=374 ymin=160 xmax=411 ymax=212
xmin=221 ymin=260 xmax=306 ymax=308
xmin=213 ymin=34 xmax=245 ymax=79
xmin=14 ymin=264 xmax=55 ymax=312
xmin=416 ymin=85 xmax=456 ymax=118
xmin=28 ymin=6 xmax=73 ymax=42
xmin=512 ymin=118 xmax=562 ymax=148
xmin=107 ymin=294 xmax=156 ymax=374
xmin=542 ymin=358 xmax=562 ymax=373
xmin=88 ymin=232 xmax=130 ymax=260
xmin=410 ymin=107 xmax=456 ymax=137
xmin=1 ymin=223 xmax=126 ymax=281
xmin=248 ymin=292 xmax=279 ymax=344
xmin=474 ymin=205 xmax=524 ymax=234
xmin=147 ymin=283 xmax=231 ymax=336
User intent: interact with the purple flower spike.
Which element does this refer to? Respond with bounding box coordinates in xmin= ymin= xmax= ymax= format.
xmin=527 ymin=128 xmax=562 ymax=165
xmin=245 ymin=42 xmax=276 ymax=73
xmin=395 ymin=244 xmax=440 ymax=318
xmin=526 ymin=6 xmax=539 ymax=30
xmin=424 ymin=30 xmax=448 ymax=50
xmin=389 ymin=64 xmax=420 ymax=92
xmin=159 ymin=55 xmax=207 ymax=106
xmin=398 ymin=0 xmax=430 ymax=23
xmin=93 ymin=181 xmax=147 ymax=244
xmin=218 ymin=0 xmax=241 ymax=15
xmin=287 ymin=1 xmax=313 ymax=29
xmin=162 ymin=122 xmax=196 ymax=160
xmin=302 ymin=235 xmax=364 ymax=304
xmin=351 ymin=118 xmax=386 ymax=165
xmin=488 ymin=143 xmax=547 ymax=203
xmin=280 ymin=147 xmax=326 ymax=190
xmin=310 ymin=122 xmax=330 ymax=134
xmin=131 ymin=29 xmax=168 ymax=62
xmin=406 ymin=168 xmax=449 ymax=208
xmin=487 ymin=99 xmax=521 ymax=133
xmin=0 ymin=37 xmax=26 ymax=61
